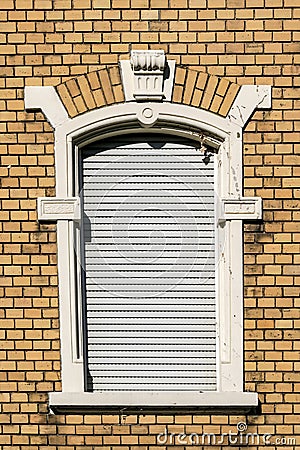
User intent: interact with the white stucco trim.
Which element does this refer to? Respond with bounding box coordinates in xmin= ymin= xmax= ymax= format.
xmin=24 ymin=81 xmax=271 ymax=410
xmin=24 ymin=86 xmax=69 ymax=128
xmin=228 ymin=85 xmax=272 ymax=128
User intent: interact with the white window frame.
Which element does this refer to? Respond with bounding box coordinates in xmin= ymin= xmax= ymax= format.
xmin=25 ymin=84 xmax=271 ymax=412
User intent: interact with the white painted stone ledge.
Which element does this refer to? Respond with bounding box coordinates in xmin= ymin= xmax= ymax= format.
xmin=49 ymin=391 xmax=258 ymax=413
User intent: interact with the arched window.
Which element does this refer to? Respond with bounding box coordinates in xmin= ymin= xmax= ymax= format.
xmin=25 ymin=51 xmax=270 ymax=412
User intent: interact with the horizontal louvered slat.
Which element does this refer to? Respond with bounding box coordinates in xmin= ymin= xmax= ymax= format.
xmin=87 ymin=285 xmax=214 ymax=292
xmin=82 ymin=137 xmax=216 ymax=392
xmin=85 ymin=245 xmax=214 ymax=252
xmin=88 ymin=323 xmax=216 ymax=329
xmin=84 ymin=147 xmax=207 ymax=156
xmin=89 ymin=331 xmax=216 ymax=338
xmin=90 ymin=377 xmax=217 ymax=383
xmin=85 ymin=252 xmax=212 ymax=262
xmin=87 ymin=318 xmax=216 ymax=326
xmin=86 ymin=259 xmax=213 ymax=266
xmin=82 ymin=176 xmax=214 ymax=184
xmin=85 ymin=191 xmax=214 ymax=198
xmin=86 ymin=265 xmax=215 ymax=272
xmin=83 ymin=170 xmax=214 ymax=177
xmin=85 ymin=251 xmax=214 ymax=258
xmin=86 ymin=304 xmax=215 ymax=311
xmin=88 ymin=363 xmax=216 ymax=371
xmin=86 ymin=293 xmax=215 ymax=300
xmin=90 ymin=379 xmax=216 ymax=384
xmin=86 ymin=213 xmax=214 ymax=220
xmin=85 ymin=156 xmax=210 ymax=161
xmin=86 ymin=230 xmax=213 ymax=237
xmin=86 ymin=285 xmax=215 ymax=292
xmin=88 ymin=337 xmax=215 ymax=344
xmin=88 ymin=343 xmax=215 ymax=351
xmin=87 ymin=310 xmax=215 ymax=318
xmin=84 ymin=202 xmax=215 ymax=209
xmin=86 ymin=236 xmax=213 ymax=243
xmin=86 ymin=383 xmax=216 ymax=391
xmin=86 ymin=210 xmax=214 ymax=216
xmin=85 ymin=218 xmax=214 ymax=226
xmin=85 ymin=183 xmax=214 ymax=191
xmin=86 ymin=275 xmax=214 ymax=283
xmin=88 ymin=349 xmax=216 ymax=358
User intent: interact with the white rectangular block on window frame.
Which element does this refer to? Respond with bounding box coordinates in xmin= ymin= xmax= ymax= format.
xmin=219 ymin=197 xmax=262 ymax=221
xmin=37 ymin=197 xmax=80 ymax=221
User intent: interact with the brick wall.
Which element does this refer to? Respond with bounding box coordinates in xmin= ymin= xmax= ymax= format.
xmin=0 ymin=0 xmax=299 ymax=448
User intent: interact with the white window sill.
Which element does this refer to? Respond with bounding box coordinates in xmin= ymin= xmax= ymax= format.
xmin=49 ymin=391 xmax=258 ymax=414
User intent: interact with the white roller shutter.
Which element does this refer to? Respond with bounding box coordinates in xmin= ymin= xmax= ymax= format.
xmin=81 ymin=136 xmax=217 ymax=391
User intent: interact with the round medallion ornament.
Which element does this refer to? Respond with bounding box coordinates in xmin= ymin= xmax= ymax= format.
xmin=137 ymin=106 xmax=158 ymax=126
xmin=142 ymin=107 xmax=153 ymax=119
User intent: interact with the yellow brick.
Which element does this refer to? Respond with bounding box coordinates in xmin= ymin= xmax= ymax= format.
xmin=56 ymin=83 xmax=78 ymax=118
xmin=87 ymin=71 xmax=101 ymax=90
xmin=210 ymin=94 xmax=223 ymax=113
xmin=108 ymin=66 xmax=121 ymax=85
xmin=98 ymin=69 xmax=114 ymax=104
xmin=195 ymin=71 xmax=208 ymax=91
xmin=77 ymin=75 xmax=96 ymax=109
xmin=172 ymin=84 xmax=184 ymax=103
xmin=73 ymin=95 xmax=88 ymax=114
xmin=65 ymin=78 xmax=80 ymax=97
xmin=200 ymin=75 xmax=219 ymax=110
xmin=112 ymin=84 xmax=124 ymax=103
xmin=216 ymin=77 xmax=230 ymax=97
xmin=174 ymin=66 xmax=187 ymax=85
xmin=93 ymin=0 xmax=111 ymax=7
xmin=103 ymin=436 xmax=121 ymax=444
xmin=218 ymin=83 xmax=240 ymax=116
xmin=191 ymin=87 xmax=203 ymax=107
xmin=183 ymin=69 xmax=198 ymax=104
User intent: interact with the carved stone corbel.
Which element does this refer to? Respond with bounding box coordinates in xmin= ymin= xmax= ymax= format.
xmin=130 ymin=50 xmax=166 ymax=101
xmin=120 ymin=50 xmax=175 ymax=102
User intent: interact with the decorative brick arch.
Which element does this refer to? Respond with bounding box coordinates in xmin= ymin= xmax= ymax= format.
xmin=172 ymin=67 xmax=240 ymax=117
xmin=56 ymin=66 xmax=124 ymax=118
xmin=55 ymin=64 xmax=240 ymax=119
